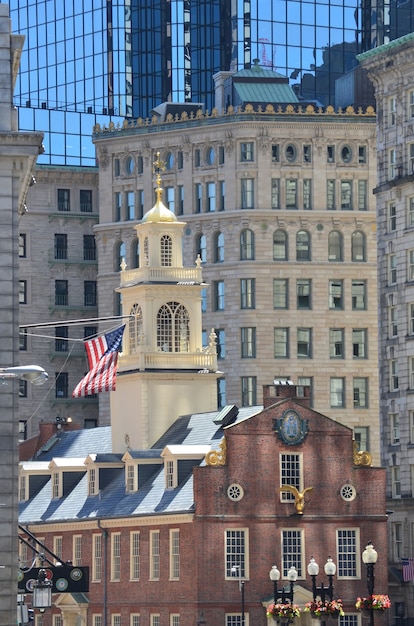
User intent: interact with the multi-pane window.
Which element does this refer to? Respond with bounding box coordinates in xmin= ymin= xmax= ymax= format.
xmin=195 ymin=183 xmax=202 ymax=213
xmin=330 ymin=378 xmax=345 ymax=408
xmin=165 ymin=187 xmax=175 ymax=213
xmin=55 ymin=372 xmax=68 ymax=399
xmin=151 ymin=616 xmax=160 ymax=626
xmin=115 ymin=191 xmax=122 ymax=221
xmin=84 ymin=281 xmax=97 ymax=307
xmin=93 ymin=616 xmax=103 ymax=626
xmin=388 ymin=253 xmax=397 ymax=285
xmin=274 ymin=279 xmax=288 ymax=309
xmin=126 ymin=191 xmax=135 ymax=220
xmin=389 ymin=148 xmax=396 ymax=179
xmin=409 ymin=90 xmax=414 ymax=118
xmin=150 ymin=531 xmax=160 ymax=579
xmin=160 ymin=235 xmax=173 ymax=267
xmin=130 ymin=531 xmax=140 ymax=580
xmin=390 ymin=359 xmax=399 ymax=391
xmin=280 ymin=454 xmax=301 ymax=500
xmin=241 ymin=327 xmax=256 ymax=358
xmin=19 ymin=280 xmax=27 ymax=304
xmin=303 ymin=145 xmax=312 ymax=163
xmin=240 ymin=142 xmax=254 ymax=161
xmin=411 ymin=144 xmax=414 ymax=174
xmin=52 ymin=473 xmax=60 ymax=499
xmin=352 ymin=280 xmax=366 ymax=310
xmin=392 ymin=466 xmax=401 ymax=498
xmin=131 ymin=616 xmax=140 ymax=626
xmin=273 ymin=230 xmax=288 ymax=260
xmin=297 ymin=328 xmax=312 ymax=358
xmin=337 ymin=529 xmax=358 ymax=578
xmin=84 ymin=235 xmax=96 ymax=261
xmin=327 ymin=180 xmax=335 ymax=210
xmin=73 ymin=535 xmax=82 ymax=566
xmin=196 ymin=234 xmax=206 ymax=263
xmin=271 ymin=178 xmax=280 ymax=209
xmin=391 ymin=523 xmax=403 ymax=561
xmin=170 ymin=529 xmax=180 ymax=580
xmin=216 ymin=329 xmax=226 ymax=359
xmin=225 ymin=529 xmax=247 ymax=577
xmin=296 ymin=230 xmax=310 ymax=261
xmin=165 ymin=460 xmax=175 ymax=489
xmin=389 ymin=306 xmax=397 ymax=337
xmin=388 ymin=202 xmax=397 ymax=231
xmin=214 ymin=281 xmax=225 ymax=311
xmin=80 ymin=189 xmax=93 ymax=212
xmin=55 ymin=326 xmax=68 ymax=352
xmin=330 ymin=329 xmax=344 ymax=358
xmin=358 ymin=146 xmax=367 ymax=163
xmin=54 ymin=234 xmax=67 ymax=260
xmin=389 ymin=95 xmax=396 ymax=125
xmin=241 ymin=376 xmax=256 ymax=406
xmin=19 ymin=233 xmax=26 ymax=257
xmin=112 ymin=616 xmax=121 ymax=626
xmin=88 ymin=468 xmax=97 ymax=496
xmin=328 ymin=231 xmax=343 ymax=261
xmin=303 ymin=179 xmax=312 ymax=209
xmin=410 ymin=357 xmax=414 ymax=389
xmin=272 ymin=144 xmax=280 ymax=162
xmin=296 ymin=279 xmax=310 ymax=309
xmin=92 ymin=534 xmax=102 ymax=581
xmin=329 ymin=280 xmax=343 ymax=309
xmin=194 ymin=149 xmax=200 ymax=167
xmin=286 ymin=179 xmax=297 ymax=209
xmin=352 ymin=329 xmax=367 ymax=358
xmin=282 ymin=529 xmax=303 ymax=577
xmin=327 ymin=145 xmax=335 ymax=163
xmin=240 ymin=278 xmax=255 ymax=309
xmin=358 ymin=180 xmax=367 ymax=210
xmin=53 ymin=616 xmax=63 ymax=626
xmin=170 ymin=615 xmax=180 ymax=626
xmin=240 ymin=229 xmax=254 ymax=260
xmin=201 ymin=288 xmax=207 ymax=313
xmin=214 ymin=232 xmax=224 ymax=263
xmin=354 ymin=427 xmax=369 ymax=452
xmin=351 ymin=231 xmax=366 ymax=262
xmin=57 ymin=188 xmax=70 ymax=211
xmin=340 ymin=181 xmax=352 ymax=210
xmin=274 ymin=328 xmax=289 ymax=358
xmin=353 ymin=378 xmax=368 ymax=408
xmin=157 ymin=302 xmax=190 ymax=352
xmin=207 ymin=182 xmax=216 ymax=212
xmin=241 ymin=178 xmax=254 ymax=209
xmin=390 ymin=413 xmax=400 ymax=445
xmin=126 ymin=464 xmax=137 ymax=492
xmin=408 ymin=197 xmax=414 ymax=227
xmin=408 ymin=249 xmax=414 ymax=281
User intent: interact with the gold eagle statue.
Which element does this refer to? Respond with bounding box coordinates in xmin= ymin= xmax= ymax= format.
xmin=278 ymin=485 xmax=313 ymax=514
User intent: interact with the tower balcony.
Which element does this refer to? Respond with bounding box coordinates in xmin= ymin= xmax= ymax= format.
xmin=119 ymin=348 xmax=217 ymax=372
xmin=120 ymin=265 xmax=203 ymax=287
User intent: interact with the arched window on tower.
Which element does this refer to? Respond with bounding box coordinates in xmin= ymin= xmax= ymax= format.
xmin=157 ymin=302 xmax=190 ymax=353
xmin=196 ymin=234 xmax=207 ymax=263
xmin=129 ymin=303 xmax=142 ymax=354
xmin=115 ymin=241 xmax=126 ymax=271
xmin=160 ymin=234 xmax=173 ymax=266
xmin=143 ymin=236 xmax=149 ymax=266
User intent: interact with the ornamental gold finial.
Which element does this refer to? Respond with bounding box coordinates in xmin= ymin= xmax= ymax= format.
xmin=278 ymin=485 xmax=313 ymax=514
xmin=353 ymin=441 xmax=372 ymax=466
xmin=206 ymin=437 xmax=226 ymax=466
xmin=152 ymin=151 xmax=166 ymax=205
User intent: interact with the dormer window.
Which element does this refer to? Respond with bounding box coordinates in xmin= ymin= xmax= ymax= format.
xmin=88 ymin=467 xmax=98 ymax=496
xmin=52 ymin=471 xmax=61 ymax=499
xmin=126 ymin=464 xmax=138 ymax=493
xmin=19 ymin=475 xmax=27 ymax=502
xmin=165 ymin=459 xmax=177 ymax=489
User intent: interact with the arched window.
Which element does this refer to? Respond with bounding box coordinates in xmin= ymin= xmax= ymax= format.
xmin=351 ymin=231 xmax=366 ymax=262
xmin=196 ymin=234 xmax=207 ymax=263
xmin=296 ymin=230 xmax=311 ymax=261
xmin=157 ymin=302 xmax=190 ymax=353
xmin=132 ymin=239 xmax=140 ymax=268
xmin=129 ymin=303 xmax=142 ymax=354
xmin=214 ymin=232 xmax=224 ymax=263
xmin=160 ymin=234 xmax=172 ymax=266
xmin=115 ymin=241 xmax=126 ymax=271
xmin=143 ymin=236 xmax=149 ymax=266
xmin=273 ymin=230 xmax=288 ymax=261
xmin=328 ymin=231 xmax=343 ymax=262
xmin=240 ymin=229 xmax=255 ymax=260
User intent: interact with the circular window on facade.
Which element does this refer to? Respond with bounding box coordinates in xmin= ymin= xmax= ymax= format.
xmin=227 ymin=483 xmax=244 ymax=501
xmin=285 ymin=144 xmax=297 ymax=162
xmin=205 ymin=146 xmax=215 ymax=166
xmin=124 ymin=156 xmax=135 ymax=175
xmin=340 ymin=483 xmax=356 ymax=501
xmin=165 ymin=151 xmax=175 ymax=170
xmin=341 ymin=145 xmax=352 ymax=163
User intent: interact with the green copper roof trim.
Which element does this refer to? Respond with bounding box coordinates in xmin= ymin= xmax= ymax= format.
xmin=357 ymin=32 xmax=414 ymax=62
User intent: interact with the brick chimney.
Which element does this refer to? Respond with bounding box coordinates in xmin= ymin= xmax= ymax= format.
xmin=263 ymin=379 xmax=311 ymax=409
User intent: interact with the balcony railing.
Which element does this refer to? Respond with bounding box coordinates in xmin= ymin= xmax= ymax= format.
xmin=119 ymin=349 xmax=217 ymax=372
xmin=120 ymin=265 xmax=203 ymax=287
xmin=49 ymin=250 xmax=97 ymax=264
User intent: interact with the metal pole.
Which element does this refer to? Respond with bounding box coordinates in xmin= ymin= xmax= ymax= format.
xmin=241 ymin=579 xmax=245 ymax=626
xmin=366 ymin=562 xmax=375 ymax=626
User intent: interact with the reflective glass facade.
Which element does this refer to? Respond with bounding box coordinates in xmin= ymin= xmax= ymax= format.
xmin=10 ymin=0 xmax=414 ymax=165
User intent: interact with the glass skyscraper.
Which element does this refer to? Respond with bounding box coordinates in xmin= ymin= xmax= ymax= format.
xmin=10 ymin=0 xmax=414 ymax=165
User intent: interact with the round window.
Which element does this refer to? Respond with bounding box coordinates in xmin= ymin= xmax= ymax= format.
xmin=285 ymin=144 xmax=297 ymax=162
xmin=165 ymin=151 xmax=175 ymax=169
xmin=341 ymin=145 xmax=352 ymax=163
xmin=124 ymin=156 xmax=135 ymax=175
xmin=227 ymin=483 xmax=244 ymax=501
xmin=340 ymin=484 xmax=356 ymax=501
xmin=206 ymin=146 xmax=215 ymax=165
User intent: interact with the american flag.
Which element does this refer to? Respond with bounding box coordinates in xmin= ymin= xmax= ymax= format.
xmin=72 ymin=325 xmax=125 ymax=398
xmin=402 ymin=558 xmax=414 ymax=582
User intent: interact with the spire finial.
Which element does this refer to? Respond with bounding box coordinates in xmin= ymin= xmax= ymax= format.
xmin=153 ymin=151 xmax=166 ymax=203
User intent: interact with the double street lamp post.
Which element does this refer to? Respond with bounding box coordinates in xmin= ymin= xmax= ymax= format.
xmin=307 ymin=557 xmax=336 ymax=602
xmin=362 ymin=543 xmax=378 ymax=626
xmin=269 ymin=564 xmax=298 ymax=604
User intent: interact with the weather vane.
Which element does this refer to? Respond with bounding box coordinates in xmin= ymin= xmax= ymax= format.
xmin=153 ymin=151 xmax=166 ymax=188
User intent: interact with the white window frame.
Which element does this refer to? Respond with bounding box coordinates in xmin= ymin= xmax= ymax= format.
xmin=88 ymin=467 xmax=98 ymax=496
xmin=150 ymin=530 xmax=160 ymax=580
xmin=388 ymin=254 xmax=397 ymax=285
xmin=280 ymin=453 xmax=303 ymax=502
xmin=73 ymin=535 xmax=82 ymax=566
xmin=112 ymin=616 xmax=121 ymax=626
xmin=389 ymin=147 xmax=396 ymax=179
xmin=281 ymin=528 xmax=304 ymax=577
xmin=336 ymin=529 xmax=360 ymax=579
xmin=126 ymin=464 xmax=138 ymax=493
xmin=131 ymin=616 xmax=140 ymax=626
xmin=93 ymin=616 xmax=102 ymax=626
xmin=165 ymin=459 xmax=177 ymax=489
xmin=330 ymin=377 xmax=345 ymax=408
xmin=392 ymin=466 xmax=401 ymax=498
xmin=150 ymin=616 xmax=160 ymax=626
xmin=390 ymin=358 xmax=399 ymax=391
xmin=391 ymin=522 xmax=403 ymax=561
xmin=389 ymin=306 xmax=397 ymax=338
xmin=224 ymin=528 xmax=249 ymax=579
xmin=408 ymin=249 xmax=414 ymax=281
xmin=170 ymin=615 xmax=180 ymax=626
xmin=111 ymin=532 xmax=121 ymax=582
xmin=170 ymin=529 xmax=180 ymax=580
xmin=92 ymin=534 xmax=102 ymax=582
xmin=390 ymin=413 xmax=400 ymax=445
xmin=388 ymin=202 xmax=396 ymax=231
xmin=52 ymin=471 xmax=61 ymax=499
xmin=130 ymin=531 xmax=140 ymax=581
xmin=408 ymin=197 xmax=414 ymax=227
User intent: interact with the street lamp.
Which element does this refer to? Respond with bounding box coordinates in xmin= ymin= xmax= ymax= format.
xmin=269 ymin=564 xmax=298 ymax=604
xmin=231 ymin=565 xmax=245 ymax=626
xmin=0 ymin=365 xmax=48 ymax=385
xmin=362 ymin=542 xmax=378 ymax=626
xmin=307 ymin=557 xmax=336 ymax=602
xmin=32 ymin=568 xmax=52 ymax=610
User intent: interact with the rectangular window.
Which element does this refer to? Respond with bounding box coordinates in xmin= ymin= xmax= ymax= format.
xmin=389 ymin=95 xmax=396 ymax=125
xmin=201 ymin=288 xmax=207 ymax=313
xmin=176 ymin=186 xmax=183 ymax=216
xmin=337 ymin=529 xmax=358 ymax=578
xmin=88 ymin=468 xmax=97 ymax=496
xmin=410 ymin=411 xmax=414 ymax=443
xmin=194 ymin=183 xmax=202 ymax=213
xmin=165 ymin=460 xmax=175 ymax=489
xmin=340 ymin=181 xmax=352 ymax=210
xmin=392 ymin=466 xmax=401 ymax=498
xmin=327 ymin=180 xmax=336 ymax=210
xmin=151 ymin=616 xmax=160 ymax=626
xmin=408 ymin=197 xmax=414 ymax=227
xmin=19 ymin=233 xmax=26 ymax=257
xmin=388 ymin=254 xmax=397 ymax=285
xmin=282 ymin=529 xmax=303 ymax=577
xmin=112 ymin=616 xmax=121 ymax=626
xmin=165 ymin=187 xmax=175 ymax=213
xmin=388 ymin=202 xmax=397 ymax=231
xmin=297 ymin=377 xmax=313 ymax=406
xmin=409 ymin=90 xmax=414 ymax=118
xmin=274 ymin=328 xmax=289 ymax=358
xmin=303 ymin=179 xmax=312 ymax=210
xmin=280 ymin=454 xmax=301 ymax=500
xmin=241 ymin=178 xmax=254 ymax=209
xmin=358 ymin=180 xmax=367 ymax=211
xmin=126 ymin=190 xmax=135 ymax=220
xmin=390 ymin=413 xmax=400 ymax=445
xmin=115 ymin=191 xmax=122 ymax=221
xmin=114 ymin=158 xmax=120 ymax=176
xmin=390 ymin=359 xmax=399 ymax=391
xmin=131 ymin=616 xmax=140 ymax=626
xmin=297 ymin=328 xmax=312 ymax=358
xmin=54 ymin=233 xmax=68 ymax=260
xmin=241 ymin=327 xmax=256 ymax=358
xmin=225 ymin=529 xmax=247 ymax=577
xmin=296 ymin=279 xmax=311 ymax=309
xmin=327 ymin=145 xmax=335 ymax=163
xmin=240 ymin=142 xmax=254 ymax=161
xmin=170 ymin=616 xmax=180 ymax=626
xmin=206 ymin=182 xmax=216 ymax=212
xmin=126 ymin=465 xmax=137 ymax=492
xmin=214 ymin=281 xmax=225 ymax=311
xmin=389 ymin=306 xmax=397 ymax=338
xmin=177 ymin=151 xmax=183 ymax=169
xmin=84 ymin=281 xmax=97 ymax=307
xmin=130 ymin=531 xmax=140 ymax=580
xmin=19 ymin=379 xmax=27 ymax=398
xmin=409 ymin=303 xmax=414 ymax=335
xmin=216 ymin=329 xmax=226 ymax=359
xmin=329 ymin=280 xmax=343 ymax=309
xmin=274 ymin=279 xmax=288 ymax=309
xmin=408 ymin=249 xmax=414 ymax=281
xmin=73 ymin=535 xmax=82 ymax=566
xmin=150 ymin=530 xmax=160 ymax=580
xmin=240 ymin=278 xmax=255 ymax=309
xmin=352 ymin=329 xmax=367 ymax=358
xmin=53 ymin=536 xmax=62 ymax=562
xmin=53 ymin=616 xmax=63 ymax=626
xmin=354 ymin=427 xmax=369 ymax=452
xmin=391 ymin=522 xmax=403 ymax=561
xmin=358 ymin=146 xmax=367 ymax=163
xmin=92 ymin=534 xmax=102 ymax=581
xmin=286 ymin=179 xmax=297 ymax=209
xmin=330 ymin=378 xmax=345 ymax=408
xmin=353 ymin=377 xmax=368 ymax=408
xmin=330 ymin=329 xmax=344 ymax=358
xmin=55 ymin=280 xmax=68 ymax=306
xmin=352 ymin=280 xmax=366 ymax=310
xmin=80 ymin=189 xmax=93 ymax=212
xmin=410 ymin=357 xmax=414 ymax=389
xmin=55 ymin=372 xmax=68 ymax=399
xmin=303 ymin=145 xmax=312 ymax=163
xmin=57 ymin=188 xmax=70 ymax=211
xmin=271 ymin=178 xmax=280 ymax=209
xmin=272 ymin=144 xmax=279 ymax=162
xmin=194 ymin=149 xmax=200 ymax=167
xmin=218 ymin=378 xmax=227 ymax=408
xmin=19 ymin=280 xmax=27 ymax=304
xmin=170 ymin=529 xmax=180 ymax=580
xmin=241 ymin=376 xmax=256 ymax=406
xmin=111 ymin=533 xmax=121 ymax=582
xmin=389 ymin=148 xmax=396 ymax=179
xmin=410 ymin=143 xmax=414 ymax=174
xmin=219 ymin=181 xmax=225 ymax=211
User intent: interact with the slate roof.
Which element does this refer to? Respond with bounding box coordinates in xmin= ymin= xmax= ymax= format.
xmin=19 ymin=407 xmax=262 ymax=526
